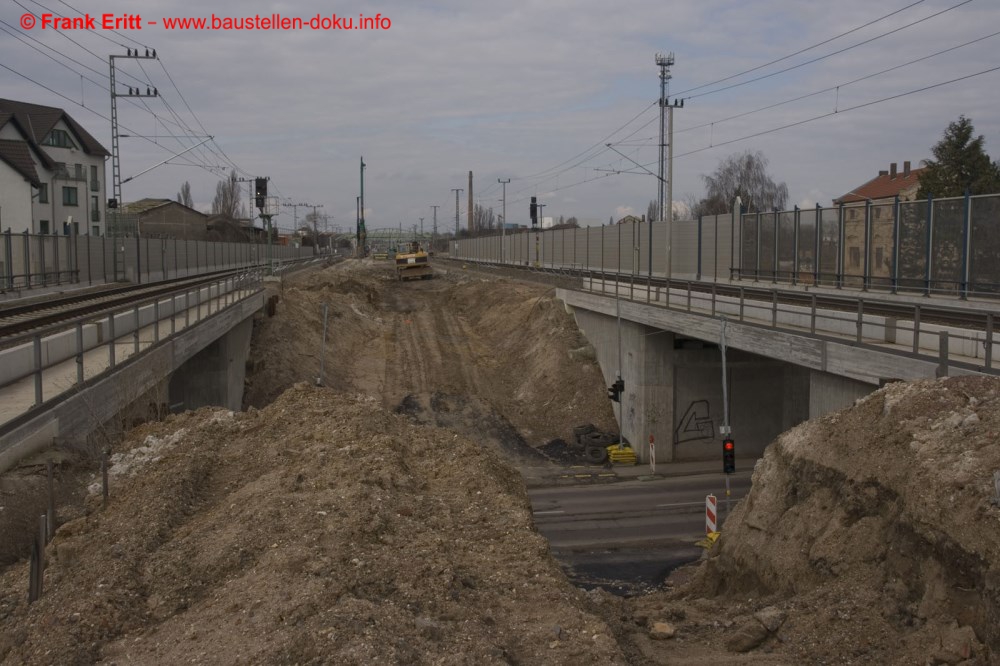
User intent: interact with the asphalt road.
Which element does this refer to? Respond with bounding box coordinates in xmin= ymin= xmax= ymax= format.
xmin=528 ymin=469 xmax=752 ymax=594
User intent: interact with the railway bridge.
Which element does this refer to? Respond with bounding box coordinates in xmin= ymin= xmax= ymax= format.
xmin=452 ymin=200 xmax=999 ymax=464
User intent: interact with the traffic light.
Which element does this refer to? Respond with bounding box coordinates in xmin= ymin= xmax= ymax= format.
xmin=607 ymin=378 xmax=624 ymax=402
xmin=723 ymin=437 xmax=736 ymax=474
xmin=255 ymin=177 xmax=268 ymax=210
xmin=530 ymin=196 xmax=537 ymax=224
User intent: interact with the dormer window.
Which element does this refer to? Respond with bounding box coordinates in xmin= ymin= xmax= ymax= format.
xmin=41 ymin=129 xmax=78 ymax=149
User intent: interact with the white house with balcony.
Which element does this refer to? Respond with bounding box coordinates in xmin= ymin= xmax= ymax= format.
xmin=0 ymin=99 xmax=109 ymax=236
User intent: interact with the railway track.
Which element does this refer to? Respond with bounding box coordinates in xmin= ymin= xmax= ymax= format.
xmin=0 ymin=268 xmax=255 ymax=341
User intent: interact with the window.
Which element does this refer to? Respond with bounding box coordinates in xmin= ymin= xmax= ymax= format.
xmin=39 ymin=220 xmax=49 ymax=234
xmin=875 ymin=247 xmax=884 ymax=269
xmin=38 ymin=183 xmax=48 ymax=203
xmin=849 ymin=246 xmax=861 ymax=268
xmin=91 ymin=196 xmax=100 ymax=222
xmin=90 ymin=165 xmax=99 ymax=191
xmin=91 ymin=225 xmax=100 ymax=236
xmin=41 ymin=129 xmax=78 ymax=149
xmin=62 ymin=186 xmax=78 ymax=206
xmin=74 ymin=164 xmax=83 ymax=180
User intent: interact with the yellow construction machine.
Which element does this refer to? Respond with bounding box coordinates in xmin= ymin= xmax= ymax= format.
xmin=394 ymin=241 xmax=433 ymax=281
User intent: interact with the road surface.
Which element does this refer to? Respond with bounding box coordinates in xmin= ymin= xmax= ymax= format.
xmin=528 ymin=469 xmax=752 ymax=594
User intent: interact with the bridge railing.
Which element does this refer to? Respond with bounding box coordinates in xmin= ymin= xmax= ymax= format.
xmin=0 ymin=269 xmax=263 ymax=432
xmin=584 ymin=276 xmax=997 ymax=377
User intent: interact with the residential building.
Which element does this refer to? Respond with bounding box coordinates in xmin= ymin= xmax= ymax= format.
xmin=834 ymin=161 xmax=926 ymax=284
xmin=120 ymin=198 xmax=209 ymax=240
xmin=0 ymin=99 xmax=109 ymax=235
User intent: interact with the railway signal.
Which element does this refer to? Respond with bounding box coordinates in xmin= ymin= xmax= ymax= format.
xmin=255 ymin=177 xmax=268 ymax=210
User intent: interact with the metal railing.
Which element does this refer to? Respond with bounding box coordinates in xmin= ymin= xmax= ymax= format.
xmin=585 ymin=274 xmax=997 ymax=376
xmin=0 ymin=269 xmax=263 ymax=431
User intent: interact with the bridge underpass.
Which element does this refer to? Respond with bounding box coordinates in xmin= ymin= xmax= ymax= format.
xmin=0 ymin=275 xmax=265 ymax=472
xmin=558 ymin=277 xmax=997 ymax=464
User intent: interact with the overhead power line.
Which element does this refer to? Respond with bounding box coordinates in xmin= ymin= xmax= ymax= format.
xmin=615 ymin=29 xmax=1000 ymax=146
xmin=683 ymin=0 xmax=974 ymax=101
xmin=675 ymin=0 xmax=928 ymax=96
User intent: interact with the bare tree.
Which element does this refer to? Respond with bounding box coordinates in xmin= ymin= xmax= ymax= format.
xmin=693 ymin=150 xmax=788 ymax=216
xmin=472 ymin=203 xmax=495 ymax=233
xmin=211 ymin=170 xmax=244 ymax=219
xmin=176 ymin=181 xmax=193 ymax=208
xmin=647 ymin=199 xmax=659 ymax=222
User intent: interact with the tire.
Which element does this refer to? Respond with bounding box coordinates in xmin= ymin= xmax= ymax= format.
xmin=584 ymin=445 xmax=608 ymax=464
xmin=580 ymin=432 xmax=616 ymax=447
xmin=572 ymin=424 xmax=597 ymax=439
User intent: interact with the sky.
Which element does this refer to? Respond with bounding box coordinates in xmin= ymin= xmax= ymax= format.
xmin=2 ymin=0 xmax=998 ymax=234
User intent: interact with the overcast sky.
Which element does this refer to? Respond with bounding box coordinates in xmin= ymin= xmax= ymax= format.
xmin=3 ymin=0 xmax=998 ymax=233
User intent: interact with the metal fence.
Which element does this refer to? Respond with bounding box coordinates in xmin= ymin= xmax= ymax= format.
xmin=736 ymin=193 xmax=1000 ymax=296
xmin=452 ymin=215 xmax=735 ymax=281
xmin=453 ymin=192 xmax=1000 ymax=298
xmin=0 ymin=230 xmax=317 ymax=292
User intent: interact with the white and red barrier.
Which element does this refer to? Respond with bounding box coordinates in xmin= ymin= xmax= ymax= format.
xmin=705 ymin=494 xmax=717 ymax=534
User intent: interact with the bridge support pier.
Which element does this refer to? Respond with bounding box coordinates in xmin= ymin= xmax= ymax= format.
xmin=808 ymin=371 xmax=874 ymax=419
xmin=571 ymin=307 xmax=813 ymax=464
xmin=168 ymin=317 xmax=253 ymax=412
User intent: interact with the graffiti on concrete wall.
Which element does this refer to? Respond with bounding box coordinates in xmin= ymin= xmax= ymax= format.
xmin=674 ymin=399 xmax=715 ymax=445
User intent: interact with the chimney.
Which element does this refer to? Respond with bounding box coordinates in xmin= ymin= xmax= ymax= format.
xmin=879 ymin=170 xmax=888 ymax=177
xmin=903 ymin=161 xmax=911 ymax=177
xmin=890 ymin=162 xmax=897 ymax=179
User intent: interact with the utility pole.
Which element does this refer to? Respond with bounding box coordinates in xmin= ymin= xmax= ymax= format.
xmin=655 ymin=52 xmax=683 ymax=283
xmin=536 ymin=203 xmax=545 ymax=267
xmin=419 ymin=217 xmax=424 ymax=239
xmin=498 ymin=178 xmax=510 ymax=264
xmin=109 ymin=48 xmax=157 ymax=283
xmin=430 ymin=205 xmax=439 ymax=252
xmin=358 ymin=157 xmax=367 ymax=257
xmin=451 ymin=188 xmax=463 ymax=240
xmin=468 ymin=171 xmax=474 ymax=234
xmin=311 ymin=204 xmax=324 ymax=254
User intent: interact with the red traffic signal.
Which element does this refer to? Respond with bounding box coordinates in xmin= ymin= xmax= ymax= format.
xmin=723 ymin=437 xmax=735 ymax=474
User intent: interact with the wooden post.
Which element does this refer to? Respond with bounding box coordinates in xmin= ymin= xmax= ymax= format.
xmin=46 ymin=460 xmax=55 ymax=541
xmin=101 ymin=451 xmax=109 ymax=505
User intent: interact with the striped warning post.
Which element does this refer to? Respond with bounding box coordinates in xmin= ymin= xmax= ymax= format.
xmin=705 ymin=494 xmax=717 ymax=534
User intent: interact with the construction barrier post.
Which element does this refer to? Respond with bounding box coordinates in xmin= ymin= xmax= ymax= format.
xmin=706 ymin=494 xmax=717 ymax=534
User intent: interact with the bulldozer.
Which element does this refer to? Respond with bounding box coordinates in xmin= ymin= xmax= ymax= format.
xmin=394 ymin=241 xmax=433 ymax=281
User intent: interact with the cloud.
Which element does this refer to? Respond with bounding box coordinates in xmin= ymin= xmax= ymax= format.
xmin=2 ymin=0 xmax=997 ymax=231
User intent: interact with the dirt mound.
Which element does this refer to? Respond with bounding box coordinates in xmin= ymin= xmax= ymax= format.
xmin=0 ymin=384 xmax=628 ymax=665
xmin=627 ymin=376 xmax=1000 ymax=664
xmin=394 ymin=391 xmax=550 ymax=464
xmin=244 ymin=261 xmax=615 ymax=450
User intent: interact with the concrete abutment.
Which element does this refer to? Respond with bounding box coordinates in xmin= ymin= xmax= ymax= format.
xmin=567 ymin=301 xmax=872 ymax=465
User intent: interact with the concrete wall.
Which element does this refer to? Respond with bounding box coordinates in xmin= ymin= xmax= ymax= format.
xmin=571 ymin=308 xmax=674 ymax=462
xmin=808 ymin=371 xmax=875 ymax=420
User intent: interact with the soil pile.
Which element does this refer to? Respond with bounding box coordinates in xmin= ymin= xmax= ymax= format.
xmin=627 ymin=376 xmax=1000 ymax=665
xmin=0 ymin=384 xmax=628 ymax=665
xmin=243 ymin=260 xmax=616 ymax=450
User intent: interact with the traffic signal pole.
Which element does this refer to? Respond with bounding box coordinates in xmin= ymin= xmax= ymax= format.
xmin=720 ymin=317 xmax=733 ymax=518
